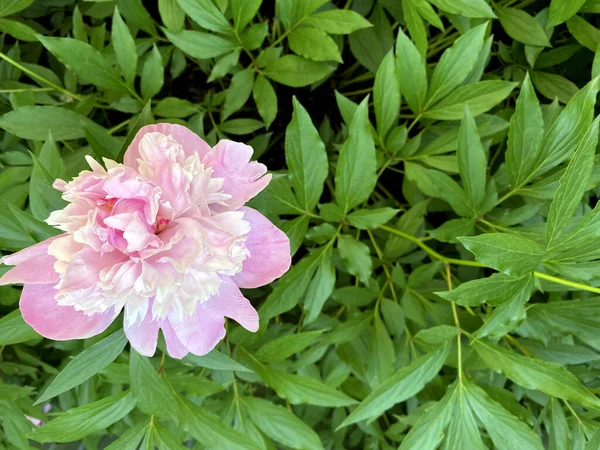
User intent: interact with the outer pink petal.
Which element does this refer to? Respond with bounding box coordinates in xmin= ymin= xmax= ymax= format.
xmin=124 ymin=124 xmax=211 ymax=169
xmin=203 ymin=140 xmax=271 ymax=210
xmin=232 ymin=207 xmax=291 ymax=289
xmin=124 ymin=311 xmax=160 ymax=357
xmin=169 ymin=306 xmax=226 ymax=356
xmin=20 ymin=283 xmax=117 ymax=340
xmin=0 ymin=253 xmax=59 ymax=285
xmin=211 ymin=277 xmax=259 ymax=332
xmin=0 ymin=236 xmax=61 ymax=266
xmin=161 ymin=319 xmax=188 ymax=359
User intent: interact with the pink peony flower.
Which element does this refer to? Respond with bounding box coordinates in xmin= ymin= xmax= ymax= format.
xmin=0 ymin=124 xmax=291 ymax=358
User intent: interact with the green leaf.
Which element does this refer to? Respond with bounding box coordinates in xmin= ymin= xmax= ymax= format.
xmin=141 ymin=44 xmax=164 ymax=100
xmin=338 ymin=234 xmax=372 ymax=284
xmin=37 ymin=330 xmax=127 ymax=404
xmin=436 ymin=273 xmax=531 ymax=307
xmin=458 ymin=233 xmax=544 ymax=276
xmin=175 ymin=0 xmax=231 ymax=34
xmin=243 ymin=397 xmax=323 ymax=450
xmin=112 ymin=7 xmax=138 ymax=86
xmin=531 ymin=71 xmax=579 ymax=104
xmin=465 ymin=380 xmax=544 ymax=450
xmin=0 ymin=106 xmax=95 ymax=140
xmin=426 ymin=23 xmax=487 ymax=107
xmin=230 ymin=0 xmax=261 ymax=31
xmin=585 ymin=429 xmax=600 ymax=450
xmin=506 ymin=73 xmax=544 ymax=188
xmin=285 ymin=97 xmax=328 ymax=211
xmin=546 ymin=117 xmax=600 ymax=248
xmin=158 ymin=0 xmax=185 ymax=32
xmin=374 ymin=50 xmax=400 ymax=139
xmin=395 ymin=28 xmax=427 ymax=114
xmin=130 ymin=350 xmax=179 ymax=422
xmin=151 ymin=422 xmax=187 ymax=450
xmin=288 ymin=27 xmax=342 ymax=63
xmin=444 ymin=383 xmax=486 ymax=450
xmin=264 ymin=55 xmax=334 ymax=87
xmin=84 ymin=123 xmax=122 ymax=160
xmin=29 ymin=391 xmax=136 ymax=443
xmin=0 ymin=0 xmax=33 ymax=17
xmin=473 ymin=340 xmax=600 ymax=411
xmin=252 ymin=75 xmax=277 ymax=128
xmin=427 ymin=0 xmax=495 ymax=18
xmin=403 ymin=0 xmax=427 ymax=57
xmin=497 ymin=7 xmax=552 ymax=47
xmin=302 ymin=248 xmax=336 ymax=324
xmin=335 ymin=97 xmax=376 ymax=212
xmin=154 ymin=97 xmax=197 ymax=118
xmin=548 ymin=397 xmax=570 ymax=450
xmin=164 ymin=29 xmax=238 ymax=59
xmin=117 ymin=0 xmax=157 ymax=36
xmin=38 ymin=36 xmax=128 ymax=93
xmin=116 ymin=100 xmax=153 ymax=162
xmin=255 ymin=330 xmax=324 ymax=362
xmin=0 ymin=382 xmax=33 ymax=401
xmin=219 ymin=118 xmax=264 ymax=135
xmin=347 ymin=207 xmax=399 ymax=229
xmin=0 ymin=310 xmax=38 ymax=346
xmin=398 ymin=382 xmax=457 ymax=450
xmin=422 ymin=80 xmax=517 ymax=120
xmin=0 ymin=18 xmax=37 ymax=41
xmin=548 ymin=0 xmax=587 ymax=26
xmin=340 ymin=341 xmax=450 ymax=428
xmin=39 ymin=133 xmax=66 ymax=179
xmin=184 ymin=349 xmax=252 ymax=372
xmin=223 ymin=67 xmax=255 ymax=120
xmin=457 ymin=106 xmax=487 ymax=214
xmin=405 ymin=162 xmax=471 ymax=217
xmin=304 ymin=9 xmax=372 ymax=34
xmin=5 ymin=201 xmax=60 ymax=243
xmin=567 ymin=15 xmax=600 ymax=51
xmin=29 ymin=153 xmax=67 ymax=220
xmin=428 ymin=218 xmax=475 ymax=243
xmin=534 ymin=77 xmax=599 ymax=178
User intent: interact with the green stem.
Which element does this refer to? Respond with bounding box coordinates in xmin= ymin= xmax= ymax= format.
xmin=534 ymin=271 xmax=600 ymax=295
xmin=0 ymin=51 xmax=84 ymax=101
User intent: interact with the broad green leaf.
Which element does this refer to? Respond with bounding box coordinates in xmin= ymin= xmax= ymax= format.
xmin=151 ymin=422 xmax=187 ymax=450
xmin=176 ymin=0 xmax=231 ymax=33
xmin=0 ymin=106 xmax=95 ymax=140
xmin=252 ymin=75 xmax=277 ymax=128
xmin=444 ymin=384 xmax=486 ymax=450
xmin=4 ymin=201 xmax=60 ymax=243
xmin=29 ymin=391 xmax=136 ymax=443
xmin=567 ymin=15 xmax=600 ymax=51
xmin=436 ymin=273 xmax=531 ymax=307
xmin=184 ymin=349 xmax=252 ymax=372
xmin=465 ymin=380 xmax=544 ymax=450
xmin=29 ymin=154 xmax=67 ymax=220
xmin=158 ymin=0 xmax=185 ymax=32
xmin=548 ymin=0 xmax=587 ymax=26
xmin=304 ymin=9 xmax=372 ymax=34
xmin=116 ymin=0 xmax=157 ymax=36
xmin=0 ymin=0 xmax=34 ymax=17
xmin=428 ymin=218 xmax=475 ymax=243
xmin=497 ymin=7 xmax=551 ymax=47
xmin=405 ymin=162 xmax=471 ymax=217
xmin=288 ymin=27 xmax=342 ymax=62
xmin=340 ymin=342 xmax=450 ymax=427
xmin=38 ymin=36 xmax=128 ymax=93
xmin=374 ymin=50 xmax=399 ymax=138
xmin=546 ymin=117 xmax=600 ymax=248
xmin=141 ymin=45 xmax=164 ymax=100
xmin=335 ymin=97 xmax=376 ymax=212
xmin=337 ymin=234 xmax=372 ymax=284
xmin=399 ymin=383 xmax=457 ymax=450
xmin=219 ymin=118 xmax=264 ymax=135
xmin=506 ymin=73 xmax=544 ymax=188
xmin=244 ymin=397 xmax=323 ymax=450
xmin=130 ymin=350 xmax=178 ymax=421
xmin=422 ymin=80 xmax=517 ymax=120
xmin=39 ymin=133 xmax=66 ymax=179
xmin=37 ymin=330 xmax=127 ymax=404
xmin=84 ymin=123 xmax=122 ymax=160
xmin=531 ymin=71 xmax=579 ymax=104
xmin=285 ymin=97 xmax=328 ymax=211
xmin=427 ymin=0 xmax=495 ymax=18
xmin=303 ymin=248 xmax=336 ymax=324
xmin=457 ymin=106 xmax=487 ymax=214
xmin=112 ymin=7 xmax=137 ymax=86
xmin=395 ymin=28 xmax=427 ymax=114
xmin=164 ymin=29 xmax=238 ymax=59
xmin=154 ymin=97 xmax=197 ymax=118
xmin=474 ymin=340 xmax=600 ymax=411
xmin=230 ymin=0 xmax=261 ymax=31
xmin=347 ymin=207 xmax=399 ymax=229
xmin=533 ymin=77 xmax=599 ymax=178
xmin=426 ymin=23 xmax=487 ymax=107
xmin=585 ymin=429 xmax=600 ymax=450
xmin=458 ymin=233 xmax=544 ymax=276
xmin=255 ymin=330 xmax=324 ymax=362
xmin=370 ymin=311 xmax=395 ymax=385
xmin=0 ymin=310 xmax=38 ymax=346
xmin=223 ymin=67 xmax=255 ymax=120
xmin=116 ymin=100 xmax=153 ymax=162
xmin=549 ymin=397 xmax=570 ymax=450
xmin=264 ymin=55 xmax=334 ymax=87
xmin=0 ymin=18 xmax=37 ymax=41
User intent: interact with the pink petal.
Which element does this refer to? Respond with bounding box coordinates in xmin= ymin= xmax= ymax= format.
xmin=0 ymin=236 xmax=61 ymax=266
xmin=161 ymin=319 xmax=188 ymax=359
xmin=124 ymin=311 xmax=160 ymax=357
xmin=124 ymin=124 xmax=211 ymax=169
xmin=203 ymin=140 xmax=271 ymax=210
xmin=20 ymin=283 xmax=117 ymax=340
xmin=232 ymin=207 xmax=291 ymax=289
xmin=0 ymin=253 xmax=59 ymax=285
xmin=211 ymin=276 xmax=259 ymax=332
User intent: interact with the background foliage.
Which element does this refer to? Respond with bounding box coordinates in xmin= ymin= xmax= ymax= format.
xmin=3 ymin=0 xmax=600 ymax=448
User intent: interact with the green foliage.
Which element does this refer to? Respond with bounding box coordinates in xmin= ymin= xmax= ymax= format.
xmin=2 ymin=0 xmax=600 ymax=449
